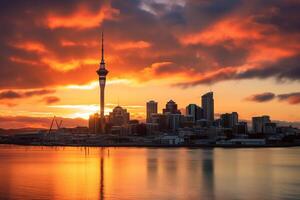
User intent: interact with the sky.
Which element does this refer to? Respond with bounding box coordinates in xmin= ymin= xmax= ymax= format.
xmin=0 ymin=0 xmax=299 ymax=129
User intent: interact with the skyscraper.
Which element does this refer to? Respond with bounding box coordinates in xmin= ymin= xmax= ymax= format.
xmin=186 ymin=104 xmax=203 ymax=122
xmin=146 ymin=100 xmax=158 ymax=123
xmin=201 ymin=92 xmax=214 ymax=122
xmin=97 ymin=32 xmax=109 ymax=134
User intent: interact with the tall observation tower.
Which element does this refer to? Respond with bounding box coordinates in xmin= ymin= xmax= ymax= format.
xmin=97 ymin=32 xmax=109 ymax=134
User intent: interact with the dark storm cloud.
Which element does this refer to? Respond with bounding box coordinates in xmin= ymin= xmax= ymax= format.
xmin=246 ymin=92 xmax=276 ymax=102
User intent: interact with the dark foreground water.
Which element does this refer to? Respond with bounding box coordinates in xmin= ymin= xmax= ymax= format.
xmin=0 ymin=145 xmax=300 ymax=200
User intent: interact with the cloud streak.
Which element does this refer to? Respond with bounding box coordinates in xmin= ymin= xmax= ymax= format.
xmin=246 ymin=92 xmax=276 ymax=102
xmin=246 ymin=92 xmax=300 ymax=105
xmin=0 ymin=89 xmax=55 ymax=100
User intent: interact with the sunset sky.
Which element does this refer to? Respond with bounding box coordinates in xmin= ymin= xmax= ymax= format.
xmin=0 ymin=0 xmax=299 ymax=128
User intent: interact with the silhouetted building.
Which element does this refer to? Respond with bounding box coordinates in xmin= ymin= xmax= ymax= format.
xmin=128 ymin=120 xmax=139 ymax=135
xmin=166 ymin=113 xmax=181 ymax=132
xmin=264 ymin=122 xmax=277 ymax=134
xmin=89 ymin=113 xmax=100 ymax=134
xmin=181 ymin=115 xmax=194 ymax=127
xmin=220 ymin=112 xmax=238 ymax=128
xmin=234 ymin=121 xmax=248 ymax=135
xmin=96 ymin=32 xmax=109 ymax=134
xmin=252 ymin=115 xmax=271 ymax=133
xmin=163 ymin=100 xmax=181 ymax=114
xmin=202 ymin=92 xmax=214 ymax=122
xmin=146 ymin=100 xmax=158 ymax=123
xmin=186 ymin=104 xmax=203 ymax=122
xmin=150 ymin=113 xmax=168 ymax=130
xmin=108 ymin=106 xmax=130 ymax=126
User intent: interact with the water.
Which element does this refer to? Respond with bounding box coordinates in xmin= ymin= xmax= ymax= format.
xmin=0 ymin=145 xmax=300 ymax=200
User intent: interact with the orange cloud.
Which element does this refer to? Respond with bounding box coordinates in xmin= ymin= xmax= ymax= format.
xmin=41 ymin=58 xmax=98 ymax=71
xmin=9 ymin=56 xmax=40 ymax=66
xmin=114 ymin=41 xmax=151 ymax=50
xmin=60 ymin=39 xmax=98 ymax=47
xmin=11 ymin=41 xmax=47 ymax=53
xmin=180 ymin=17 xmax=271 ymax=46
xmin=46 ymin=4 xmax=119 ymax=29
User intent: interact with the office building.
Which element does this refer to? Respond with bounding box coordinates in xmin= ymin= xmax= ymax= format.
xmin=186 ymin=104 xmax=203 ymax=122
xmin=202 ymin=92 xmax=214 ymax=122
xmin=146 ymin=100 xmax=158 ymax=123
xmin=252 ymin=115 xmax=271 ymax=133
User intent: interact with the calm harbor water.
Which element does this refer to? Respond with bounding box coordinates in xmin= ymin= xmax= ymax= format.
xmin=0 ymin=145 xmax=300 ymax=200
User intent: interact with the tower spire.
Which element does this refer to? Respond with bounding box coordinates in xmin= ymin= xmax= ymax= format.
xmin=97 ymin=30 xmax=109 ymax=134
xmin=101 ymin=31 xmax=104 ymax=64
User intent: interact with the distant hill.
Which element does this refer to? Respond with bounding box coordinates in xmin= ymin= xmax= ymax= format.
xmin=0 ymin=128 xmax=46 ymax=135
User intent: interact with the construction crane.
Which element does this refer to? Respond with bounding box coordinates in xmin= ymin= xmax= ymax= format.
xmin=48 ymin=116 xmax=63 ymax=134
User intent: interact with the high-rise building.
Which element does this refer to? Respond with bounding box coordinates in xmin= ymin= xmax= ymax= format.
xmin=252 ymin=115 xmax=271 ymax=133
xmin=186 ymin=104 xmax=203 ymax=122
xmin=146 ymin=100 xmax=158 ymax=123
xmin=96 ymin=32 xmax=109 ymax=134
xmin=201 ymin=92 xmax=214 ymax=122
xmin=163 ymin=100 xmax=181 ymax=114
xmin=231 ymin=112 xmax=238 ymax=127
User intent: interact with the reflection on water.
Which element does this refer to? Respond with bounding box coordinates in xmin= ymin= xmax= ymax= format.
xmin=0 ymin=145 xmax=300 ymax=200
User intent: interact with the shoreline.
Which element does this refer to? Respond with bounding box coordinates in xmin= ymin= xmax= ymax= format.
xmin=1 ymin=143 xmax=299 ymax=148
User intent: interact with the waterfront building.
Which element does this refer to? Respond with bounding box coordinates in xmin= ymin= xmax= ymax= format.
xmin=181 ymin=115 xmax=194 ymax=127
xmin=128 ymin=120 xmax=139 ymax=135
xmin=96 ymin=32 xmax=109 ymax=134
xmin=108 ymin=106 xmax=130 ymax=126
xmin=233 ymin=121 xmax=248 ymax=135
xmin=146 ymin=100 xmax=158 ymax=123
xmin=150 ymin=113 xmax=168 ymax=131
xmin=166 ymin=113 xmax=181 ymax=132
xmin=264 ymin=122 xmax=277 ymax=134
xmin=186 ymin=104 xmax=203 ymax=122
xmin=163 ymin=100 xmax=181 ymax=114
xmin=146 ymin=123 xmax=159 ymax=135
xmin=201 ymin=92 xmax=214 ymax=122
xmin=252 ymin=115 xmax=271 ymax=133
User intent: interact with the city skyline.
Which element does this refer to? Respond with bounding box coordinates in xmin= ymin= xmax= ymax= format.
xmin=0 ymin=0 xmax=300 ymax=129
